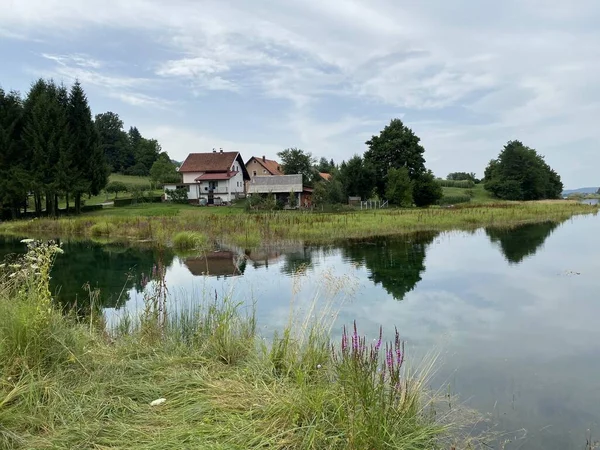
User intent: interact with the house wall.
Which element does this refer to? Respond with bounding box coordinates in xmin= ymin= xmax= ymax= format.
xmin=246 ymin=159 xmax=271 ymax=180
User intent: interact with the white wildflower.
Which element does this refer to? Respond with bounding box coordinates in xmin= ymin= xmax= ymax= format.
xmin=316 ymin=364 xmax=322 ymax=369
xmin=150 ymin=398 xmax=166 ymax=407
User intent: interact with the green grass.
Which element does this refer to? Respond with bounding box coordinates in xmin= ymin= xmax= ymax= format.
xmin=172 ymin=231 xmax=208 ymax=250
xmin=2 ymin=199 xmax=597 ymax=249
xmin=109 ymin=173 xmax=153 ymax=187
xmin=442 ymin=184 xmax=495 ymax=203
xmin=0 ymin=241 xmax=473 ymax=449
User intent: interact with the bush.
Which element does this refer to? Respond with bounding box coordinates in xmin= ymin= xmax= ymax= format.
xmin=105 ymin=181 xmax=128 ymax=198
xmin=167 ymin=187 xmax=188 ymax=204
xmin=173 ymin=231 xmax=208 ymax=250
xmin=90 ymin=222 xmax=116 ymax=237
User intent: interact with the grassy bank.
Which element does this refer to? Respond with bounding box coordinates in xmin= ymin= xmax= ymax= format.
xmin=0 ymin=200 xmax=597 ymax=249
xmin=0 ymin=241 xmax=473 ymax=449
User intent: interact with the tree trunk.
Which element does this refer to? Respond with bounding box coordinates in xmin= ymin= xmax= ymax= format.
xmin=54 ymin=195 xmax=59 ymax=217
xmin=35 ymin=193 xmax=42 ymax=216
xmin=75 ymin=193 xmax=81 ymax=214
xmin=65 ymin=192 xmax=70 ymax=213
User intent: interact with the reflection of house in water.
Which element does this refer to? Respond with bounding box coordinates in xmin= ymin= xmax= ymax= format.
xmin=245 ymin=248 xmax=285 ymax=269
xmin=184 ymin=251 xmax=246 ymax=278
xmin=245 ymin=244 xmax=314 ymax=274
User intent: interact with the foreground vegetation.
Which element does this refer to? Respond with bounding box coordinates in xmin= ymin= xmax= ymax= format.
xmin=0 ymin=200 xmax=597 ymax=249
xmin=0 ymin=241 xmax=475 ymax=449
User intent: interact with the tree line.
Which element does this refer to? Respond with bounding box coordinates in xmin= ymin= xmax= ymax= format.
xmin=277 ymin=119 xmax=443 ymax=207
xmin=0 ymin=78 xmax=171 ymax=219
xmin=276 ymin=119 xmax=564 ymax=207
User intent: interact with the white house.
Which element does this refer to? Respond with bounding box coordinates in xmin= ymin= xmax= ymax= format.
xmin=166 ymin=150 xmax=250 ymax=204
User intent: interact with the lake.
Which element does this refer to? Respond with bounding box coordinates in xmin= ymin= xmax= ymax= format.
xmin=1 ymin=212 xmax=599 ymax=449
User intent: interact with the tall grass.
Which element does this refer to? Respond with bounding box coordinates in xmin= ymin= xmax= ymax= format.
xmin=1 ymin=201 xmax=597 ymax=250
xmin=172 ymin=231 xmax=208 ymax=250
xmin=0 ymin=240 xmax=479 ymax=449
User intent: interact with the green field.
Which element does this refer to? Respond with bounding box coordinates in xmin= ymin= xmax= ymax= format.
xmin=441 ymin=183 xmax=495 ymax=203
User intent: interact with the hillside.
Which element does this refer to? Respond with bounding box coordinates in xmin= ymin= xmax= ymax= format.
xmin=562 ymin=187 xmax=599 ymax=196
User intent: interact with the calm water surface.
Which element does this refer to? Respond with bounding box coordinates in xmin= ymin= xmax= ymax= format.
xmin=1 ymin=212 xmax=599 ymax=449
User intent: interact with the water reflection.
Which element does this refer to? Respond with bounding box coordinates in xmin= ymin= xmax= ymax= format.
xmin=485 ymin=221 xmax=563 ymax=264
xmin=183 ymin=251 xmax=246 ymax=278
xmin=341 ymin=232 xmax=438 ymax=300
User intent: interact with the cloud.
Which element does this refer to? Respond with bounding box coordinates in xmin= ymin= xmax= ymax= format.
xmin=2 ymin=0 xmax=599 ymax=185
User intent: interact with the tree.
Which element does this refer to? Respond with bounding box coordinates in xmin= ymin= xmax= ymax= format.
xmin=385 ymin=167 xmax=413 ymax=206
xmin=484 ymin=140 xmax=563 ymax=200
xmin=317 ymin=157 xmax=335 ymax=174
xmin=365 ymin=119 xmax=426 ymax=197
xmin=95 ymin=112 xmax=132 ymax=172
xmin=277 ymin=148 xmax=316 ymax=186
xmin=105 ymin=181 xmax=128 ymax=198
xmin=150 ymin=153 xmax=180 ymax=186
xmin=133 ymin=138 xmax=161 ymax=174
xmin=326 ymin=177 xmax=345 ymax=204
xmin=447 ymin=172 xmax=476 ymax=182
xmin=69 ymin=81 xmax=107 ymax=213
xmin=0 ymin=88 xmax=28 ymax=218
xmin=338 ymin=155 xmax=376 ymax=200
xmin=412 ymin=170 xmax=443 ymax=206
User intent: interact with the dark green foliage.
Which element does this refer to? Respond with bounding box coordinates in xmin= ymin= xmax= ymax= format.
xmin=114 ymin=195 xmax=163 ymax=207
xmin=95 ymin=112 xmax=132 ymax=172
xmin=437 ymin=195 xmax=471 ymax=205
xmin=167 ymin=187 xmax=188 ymax=204
xmin=412 ymin=171 xmax=443 ymax=207
xmin=365 ymin=118 xmax=426 ymax=197
xmin=436 ymin=179 xmax=475 ymax=188
xmin=338 ymin=155 xmax=376 ymax=201
xmin=150 ymin=153 xmax=180 ymax=186
xmin=0 ymin=88 xmax=27 ymax=218
xmin=277 ymin=148 xmax=316 ymax=186
xmin=317 ymin=157 xmax=336 ymax=174
xmin=447 ymin=172 xmax=476 ymax=182
xmin=342 ymin=232 xmax=439 ymax=300
xmin=105 ymin=181 xmax=128 ymax=198
xmin=486 ymin=221 xmax=561 ymax=264
xmin=385 ymin=167 xmax=413 ymax=207
xmin=484 ymin=140 xmax=563 ymax=200
xmin=125 ymin=162 xmax=149 ymax=176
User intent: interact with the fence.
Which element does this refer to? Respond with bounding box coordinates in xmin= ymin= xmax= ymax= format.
xmin=360 ymin=200 xmax=389 ymax=210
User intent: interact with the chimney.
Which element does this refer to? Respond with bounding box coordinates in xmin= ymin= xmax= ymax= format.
xmin=262 ymin=155 xmax=266 ymax=162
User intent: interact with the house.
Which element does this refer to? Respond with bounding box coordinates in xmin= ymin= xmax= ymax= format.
xmin=168 ymin=150 xmax=250 ymax=204
xmin=247 ymin=174 xmax=313 ymax=207
xmin=318 ymin=172 xmax=332 ymax=182
xmin=246 ymin=156 xmax=284 ymax=180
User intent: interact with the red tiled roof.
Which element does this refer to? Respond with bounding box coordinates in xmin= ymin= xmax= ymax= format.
xmin=180 ymin=152 xmax=239 ymax=173
xmin=319 ymin=172 xmax=332 ymax=181
xmin=246 ymin=156 xmax=284 ymax=176
xmin=195 ymin=172 xmax=238 ymax=181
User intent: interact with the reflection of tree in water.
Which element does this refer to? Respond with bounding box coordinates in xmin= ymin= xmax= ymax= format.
xmin=280 ymin=247 xmax=315 ymax=275
xmin=341 ymin=232 xmax=438 ymax=300
xmin=49 ymin=241 xmax=174 ymax=311
xmin=485 ymin=221 xmax=563 ymax=264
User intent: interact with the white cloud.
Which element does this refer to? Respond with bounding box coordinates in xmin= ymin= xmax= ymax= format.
xmin=2 ymin=0 xmax=599 ymax=185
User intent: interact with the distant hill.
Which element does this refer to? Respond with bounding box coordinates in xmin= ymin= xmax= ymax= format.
xmin=562 ymin=187 xmax=599 ymax=196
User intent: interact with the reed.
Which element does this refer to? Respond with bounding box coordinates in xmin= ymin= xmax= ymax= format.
xmin=0 ymin=240 xmax=484 ymax=449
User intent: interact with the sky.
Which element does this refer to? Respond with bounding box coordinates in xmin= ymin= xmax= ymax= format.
xmin=1 ymin=0 xmax=599 ymax=188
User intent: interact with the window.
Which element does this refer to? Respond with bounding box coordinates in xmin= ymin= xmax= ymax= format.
xmin=263 ymin=169 xmax=267 ymax=174
xmin=253 ymin=171 xmax=257 ymax=176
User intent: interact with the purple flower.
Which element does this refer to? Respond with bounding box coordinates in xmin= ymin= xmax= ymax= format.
xmin=352 ymin=321 xmax=359 ymax=353
xmin=341 ymin=325 xmax=348 ymax=352
xmin=375 ymin=326 xmax=382 ymax=352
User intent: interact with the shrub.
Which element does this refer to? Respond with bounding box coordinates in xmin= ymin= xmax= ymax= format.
xmin=435 ymin=179 xmax=475 ymax=188
xmin=90 ymin=222 xmax=116 ymax=236
xmin=105 ymin=181 xmax=128 ymax=198
xmin=167 ymin=187 xmax=188 ymax=204
xmin=173 ymin=231 xmax=208 ymax=250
